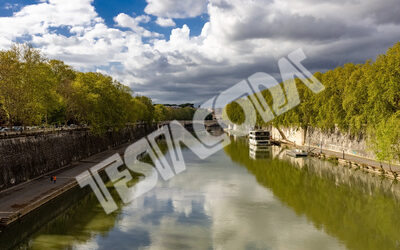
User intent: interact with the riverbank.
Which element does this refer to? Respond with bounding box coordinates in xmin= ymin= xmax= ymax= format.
xmin=226 ymin=126 xmax=400 ymax=179
xmin=279 ymin=140 xmax=400 ymax=180
xmin=269 ymin=125 xmax=400 ymax=179
xmin=2 ymin=123 xmax=396 ymax=228
xmin=2 ymin=131 xmax=400 ymax=249
xmin=0 ymin=124 xmax=155 ymax=191
xmin=0 ymin=122 xmax=158 ymax=227
xmin=0 ymin=120 xmax=219 ymax=228
xmin=0 ymin=141 xmax=131 ymax=227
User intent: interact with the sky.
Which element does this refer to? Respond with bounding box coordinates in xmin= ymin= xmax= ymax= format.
xmin=0 ymin=0 xmax=399 ymax=104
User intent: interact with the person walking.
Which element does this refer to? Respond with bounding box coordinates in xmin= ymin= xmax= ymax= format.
xmin=53 ymin=176 xmax=56 ymax=184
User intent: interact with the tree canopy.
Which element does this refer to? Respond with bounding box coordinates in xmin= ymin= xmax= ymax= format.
xmin=225 ymin=42 xmax=400 ymax=162
xmin=0 ymin=44 xmax=195 ymax=133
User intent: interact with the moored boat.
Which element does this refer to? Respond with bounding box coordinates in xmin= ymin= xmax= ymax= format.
xmin=248 ymin=130 xmax=271 ymax=146
xmin=286 ymin=149 xmax=308 ymax=157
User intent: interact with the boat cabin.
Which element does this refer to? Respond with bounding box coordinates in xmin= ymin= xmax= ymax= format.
xmin=248 ymin=130 xmax=271 ymax=146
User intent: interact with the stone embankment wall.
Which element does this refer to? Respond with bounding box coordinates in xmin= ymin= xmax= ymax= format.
xmin=0 ymin=125 xmax=155 ymax=191
xmin=271 ymin=126 xmax=375 ymax=159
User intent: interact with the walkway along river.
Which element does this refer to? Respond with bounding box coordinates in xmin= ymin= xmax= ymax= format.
xmin=1 ymin=135 xmax=400 ymax=249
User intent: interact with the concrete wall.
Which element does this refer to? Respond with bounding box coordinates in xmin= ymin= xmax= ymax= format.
xmin=0 ymin=125 xmax=155 ymax=191
xmin=271 ymin=126 xmax=375 ymax=159
xmin=271 ymin=127 xmax=306 ymax=146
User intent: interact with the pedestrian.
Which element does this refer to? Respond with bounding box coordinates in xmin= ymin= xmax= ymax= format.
xmin=53 ymin=176 xmax=56 ymax=184
xmin=50 ymin=175 xmax=53 ymax=183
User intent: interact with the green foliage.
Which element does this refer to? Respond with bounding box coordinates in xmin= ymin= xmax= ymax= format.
xmin=224 ymin=42 xmax=400 ymax=162
xmin=0 ymin=43 xmax=178 ymax=133
xmin=225 ymin=101 xmax=245 ymax=125
xmin=0 ymin=44 xmax=53 ymax=125
xmin=368 ymin=114 xmax=400 ymax=164
xmin=134 ymin=96 xmax=154 ymax=124
xmin=154 ymin=104 xmax=196 ymax=122
xmin=67 ymin=72 xmax=139 ymax=133
xmin=154 ymin=104 xmax=168 ymax=122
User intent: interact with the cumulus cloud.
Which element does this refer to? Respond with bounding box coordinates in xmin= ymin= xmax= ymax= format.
xmin=144 ymin=0 xmax=208 ymax=18
xmin=114 ymin=13 xmax=161 ymax=37
xmin=156 ymin=17 xmax=176 ymax=27
xmin=0 ymin=0 xmax=399 ymax=103
xmin=0 ymin=0 xmax=99 ymax=47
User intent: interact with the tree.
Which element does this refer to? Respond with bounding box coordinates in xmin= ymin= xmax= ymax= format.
xmin=67 ymin=72 xmax=137 ymax=133
xmin=133 ymin=96 xmax=154 ymax=123
xmin=223 ymin=42 xmax=400 ymax=160
xmin=0 ymin=44 xmax=60 ymax=126
xmin=369 ymin=114 xmax=400 ymax=168
xmin=48 ymin=60 xmax=76 ymax=125
xmin=154 ymin=104 xmax=168 ymax=122
xmin=0 ymin=43 xmax=161 ymax=132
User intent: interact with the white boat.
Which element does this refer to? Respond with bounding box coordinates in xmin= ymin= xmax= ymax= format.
xmin=286 ymin=149 xmax=308 ymax=157
xmin=248 ymin=130 xmax=271 ymax=146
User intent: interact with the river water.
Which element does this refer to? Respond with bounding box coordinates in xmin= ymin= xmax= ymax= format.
xmin=5 ymin=136 xmax=400 ymax=250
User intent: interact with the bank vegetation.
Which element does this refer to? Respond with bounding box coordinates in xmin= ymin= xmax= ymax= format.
xmin=225 ymin=42 xmax=400 ymax=164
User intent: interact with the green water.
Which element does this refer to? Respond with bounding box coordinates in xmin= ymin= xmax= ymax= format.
xmin=5 ymin=137 xmax=400 ymax=249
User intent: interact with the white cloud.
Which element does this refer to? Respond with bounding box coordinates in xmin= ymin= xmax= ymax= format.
xmin=114 ymin=13 xmax=161 ymax=37
xmin=0 ymin=0 xmax=400 ymax=103
xmin=144 ymin=0 xmax=208 ymax=18
xmin=0 ymin=0 xmax=98 ymax=47
xmin=156 ymin=17 xmax=176 ymax=27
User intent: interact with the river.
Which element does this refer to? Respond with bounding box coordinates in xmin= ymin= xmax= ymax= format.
xmin=4 ymin=136 xmax=400 ymax=250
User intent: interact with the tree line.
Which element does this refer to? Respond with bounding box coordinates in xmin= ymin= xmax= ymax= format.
xmin=225 ymin=42 xmax=400 ymax=164
xmin=0 ymin=44 xmax=196 ymax=133
xmin=154 ymin=104 xmax=196 ymax=122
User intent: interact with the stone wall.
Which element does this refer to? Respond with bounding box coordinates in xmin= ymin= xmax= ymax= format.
xmin=0 ymin=125 xmax=155 ymax=191
xmin=271 ymin=126 xmax=376 ymax=159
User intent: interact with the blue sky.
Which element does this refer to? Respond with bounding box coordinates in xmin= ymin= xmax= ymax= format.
xmin=0 ymin=0 xmax=35 ymax=16
xmin=0 ymin=0 xmax=399 ymax=103
xmin=0 ymin=0 xmax=208 ymax=39
xmin=92 ymin=0 xmax=208 ymax=38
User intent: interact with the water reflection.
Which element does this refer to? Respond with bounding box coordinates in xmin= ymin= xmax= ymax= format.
xmin=224 ymin=137 xmax=400 ymax=250
xmin=4 ymin=136 xmax=400 ymax=250
xmin=249 ymin=145 xmax=272 ymax=160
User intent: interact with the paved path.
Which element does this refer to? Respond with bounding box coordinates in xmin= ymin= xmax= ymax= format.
xmin=0 ymin=143 xmax=130 ymax=226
